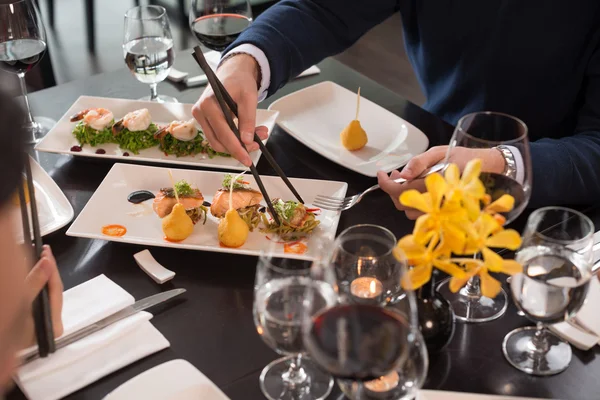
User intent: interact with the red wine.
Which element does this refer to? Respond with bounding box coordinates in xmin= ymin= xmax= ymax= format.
xmin=305 ymin=304 xmax=411 ymax=381
xmin=191 ymin=14 xmax=251 ymax=51
xmin=479 ymin=172 xmax=527 ymax=223
xmin=0 ymin=39 xmax=46 ymax=74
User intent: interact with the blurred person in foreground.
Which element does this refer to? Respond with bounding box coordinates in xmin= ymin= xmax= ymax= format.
xmin=192 ymin=1 xmax=600 ymax=217
xmin=0 ymin=90 xmax=63 ymax=392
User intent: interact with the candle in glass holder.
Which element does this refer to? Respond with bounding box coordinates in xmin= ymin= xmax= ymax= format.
xmin=350 ymin=276 xmax=383 ymax=299
xmin=364 ymin=371 xmax=400 ymax=392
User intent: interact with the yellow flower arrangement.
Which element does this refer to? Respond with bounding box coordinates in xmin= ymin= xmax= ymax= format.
xmin=396 ymin=159 xmax=522 ymax=298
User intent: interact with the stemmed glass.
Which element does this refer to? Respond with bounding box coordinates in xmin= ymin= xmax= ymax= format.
xmin=303 ymin=225 xmax=427 ymax=400
xmin=0 ymin=0 xmax=56 ymax=144
xmin=504 ymin=207 xmax=594 ymax=375
xmin=189 ymin=0 xmax=253 ymax=51
xmin=253 ymin=239 xmax=336 ymax=400
xmin=437 ymin=111 xmax=532 ymax=323
xmin=123 ymin=6 xmax=177 ymax=103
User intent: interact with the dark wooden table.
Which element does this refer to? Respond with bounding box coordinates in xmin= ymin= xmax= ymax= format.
xmin=8 ymin=53 xmax=600 ymax=400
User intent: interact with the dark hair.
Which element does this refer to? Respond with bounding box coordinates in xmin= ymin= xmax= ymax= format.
xmin=0 ymin=89 xmax=26 ymax=206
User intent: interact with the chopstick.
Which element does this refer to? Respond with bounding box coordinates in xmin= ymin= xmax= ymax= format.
xmin=191 ymin=47 xmax=281 ymax=226
xmin=19 ymin=156 xmax=55 ymax=357
xmin=191 ymin=47 xmax=304 ymax=203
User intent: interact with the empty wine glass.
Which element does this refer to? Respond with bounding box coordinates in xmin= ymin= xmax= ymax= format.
xmin=302 ymin=225 xmax=424 ymax=400
xmin=189 ymin=0 xmax=253 ymax=51
xmin=503 ymin=206 xmax=594 ymax=375
xmin=123 ymin=6 xmax=177 ymax=103
xmin=0 ymin=0 xmax=56 ymax=143
xmin=437 ymin=111 xmax=532 ymax=323
xmin=253 ymin=238 xmax=336 ymax=400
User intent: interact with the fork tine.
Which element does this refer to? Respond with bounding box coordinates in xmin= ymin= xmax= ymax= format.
xmin=312 ymin=202 xmax=343 ymax=212
xmin=315 ymin=194 xmax=348 ymax=202
xmin=313 ymin=197 xmax=354 ymax=207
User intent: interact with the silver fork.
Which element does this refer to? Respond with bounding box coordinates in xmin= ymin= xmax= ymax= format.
xmin=313 ymin=163 xmax=446 ymax=212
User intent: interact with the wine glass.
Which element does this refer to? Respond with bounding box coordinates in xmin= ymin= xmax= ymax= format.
xmin=303 ymin=225 xmax=425 ymax=400
xmin=0 ymin=0 xmax=56 ymax=144
xmin=123 ymin=6 xmax=177 ymax=103
xmin=253 ymin=239 xmax=336 ymax=400
xmin=504 ymin=206 xmax=594 ymax=375
xmin=437 ymin=111 xmax=532 ymax=323
xmin=189 ymin=0 xmax=253 ymax=51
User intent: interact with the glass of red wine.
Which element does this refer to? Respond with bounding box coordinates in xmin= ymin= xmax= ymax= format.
xmin=0 ymin=0 xmax=56 ymax=144
xmin=123 ymin=6 xmax=177 ymax=103
xmin=302 ymin=225 xmax=424 ymax=400
xmin=436 ymin=111 xmax=532 ymax=323
xmin=252 ymin=237 xmax=336 ymax=400
xmin=189 ymin=0 xmax=253 ymax=51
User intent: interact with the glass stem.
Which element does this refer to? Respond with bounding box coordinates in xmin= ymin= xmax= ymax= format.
xmin=464 ymin=275 xmax=480 ymax=296
xmin=18 ymin=73 xmax=37 ymax=142
xmin=281 ymin=353 xmax=308 ymax=389
xmin=530 ymin=322 xmax=550 ymax=354
xmin=149 ymin=83 xmax=158 ymax=101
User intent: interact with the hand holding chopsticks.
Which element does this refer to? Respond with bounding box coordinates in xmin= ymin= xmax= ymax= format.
xmin=19 ymin=155 xmax=55 ymax=357
xmin=191 ymin=46 xmax=305 ymax=226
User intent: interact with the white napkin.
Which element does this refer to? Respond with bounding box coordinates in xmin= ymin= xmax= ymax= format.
xmin=15 ymin=275 xmax=170 ymax=400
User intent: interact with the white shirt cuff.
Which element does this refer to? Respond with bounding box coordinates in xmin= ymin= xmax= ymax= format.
xmin=505 ymin=145 xmax=525 ymax=184
xmin=219 ymin=44 xmax=271 ymax=102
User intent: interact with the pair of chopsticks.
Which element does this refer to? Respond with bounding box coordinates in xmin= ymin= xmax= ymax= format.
xmin=191 ymin=46 xmax=304 ymax=226
xmin=18 ymin=156 xmax=55 ymax=357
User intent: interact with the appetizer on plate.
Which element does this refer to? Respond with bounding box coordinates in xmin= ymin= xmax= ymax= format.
xmin=340 ymin=87 xmax=368 ymax=151
xmin=211 ymin=174 xmax=263 ymax=231
xmin=70 ymin=107 xmax=115 ymax=146
xmin=112 ymin=108 xmax=159 ymax=154
xmin=155 ymin=119 xmax=230 ymax=158
xmin=261 ymin=199 xmax=320 ymax=240
xmin=218 ymin=172 xmax=250 ymax=248
xmin=152 ymin=180 xmax=208 ymax=225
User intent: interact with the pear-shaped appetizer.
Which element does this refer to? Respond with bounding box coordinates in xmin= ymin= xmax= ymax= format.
xmin=162 ymin=203 xmax=194 ymax=242
xmin=211 ymin=174 xmax=263 ymax=231
xmin=218 ymin=208 xmax=249 ymax=248
xmin=340 ymin=87 xmax=368 ymax=151
xmin=218 ymin=172 xmax=251 ymax=247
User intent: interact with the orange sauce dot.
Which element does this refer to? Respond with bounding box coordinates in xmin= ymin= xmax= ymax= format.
xmin=102 ymin=224 xmax=127 ymax=237
xmin=284 ymin=242 xmax=308 ymax=254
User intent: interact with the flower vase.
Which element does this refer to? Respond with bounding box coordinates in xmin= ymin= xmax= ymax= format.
xmin=416 ymin=271 xmax=455 ymax=354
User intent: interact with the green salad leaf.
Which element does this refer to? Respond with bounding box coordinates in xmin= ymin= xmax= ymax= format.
xmin=222 ymin=174 xmax=249 ymax=190
xmin=116 ymin=123 xmax=159 ymax=154
xmin=72 ymin=121 xmax=115 ymax=147
xmin=273 ymin=199 xmax=299 ymax=221
xmin=174 ymin=180 xmax=195 ymax=197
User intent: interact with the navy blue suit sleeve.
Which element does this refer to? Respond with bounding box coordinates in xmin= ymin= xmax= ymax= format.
xmin=529 ymin=45 xmax=600 ymax=207
xmin=225 ymin=0 xmax=400 ymax=96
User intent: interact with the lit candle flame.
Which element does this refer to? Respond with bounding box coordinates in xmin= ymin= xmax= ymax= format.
xmin=369 ymin=280 xmax=377 ymax=294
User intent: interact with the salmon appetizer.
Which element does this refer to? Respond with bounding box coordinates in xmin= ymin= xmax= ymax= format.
xmin=212 ymin=174 xmax=264 ymax=231
xmin=152 ymin=180 xmax=208 ymax=225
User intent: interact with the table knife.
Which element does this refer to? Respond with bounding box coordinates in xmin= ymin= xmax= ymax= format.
xmin=20 ymin=288 xmax=186 ymax=365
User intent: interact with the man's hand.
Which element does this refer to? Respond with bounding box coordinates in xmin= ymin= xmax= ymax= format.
xmin=192 ymin=54 xmax=269 ymax=166
xmin=377 ymin=146 xmax=506 ymax=219
xmin=25 ymin=245 xmax=64 ymax=343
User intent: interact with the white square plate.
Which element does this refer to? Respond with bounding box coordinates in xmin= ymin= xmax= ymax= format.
xmin=13 ymin=156 xmax=74 ymax=243
xmin=35 ymin=96 xmax=279 ymax=171
xmin=268 ymin=81 xmax=429 ymax=177
xmin=66 ymin=163 xmax=347 ymax=259
xmin=418 ymin=390 xmax=547 ymax=400
xmin=104 ymin=360 xmax=229 ymax=400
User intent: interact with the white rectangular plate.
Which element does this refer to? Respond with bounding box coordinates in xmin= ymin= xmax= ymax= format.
xmin=13 ymin=156 xmax=74 ymax=243
xmin=104 ymin=359 xmax=230 ymax=400
xmin=35 ymin=96 xmax=279 ymax=171
xmin=418 ymin=390 xmax=548 ymax=400
xmin=67 ymin=163 xmax=347 ymax=259
xmin=268 ymin=81 xmax=429 ymax=177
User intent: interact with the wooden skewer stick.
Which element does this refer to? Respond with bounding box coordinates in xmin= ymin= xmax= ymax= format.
xmin=167 ymin=170 xmax=180 ymax=204
xmin=229 ymin=170 xmax=248 ymax=213
xmin=355 ymin=87 xmax=361 ymax=121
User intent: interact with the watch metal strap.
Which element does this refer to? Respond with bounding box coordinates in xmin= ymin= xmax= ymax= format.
xmin=496 ymin=145 xmax=517 ymax=180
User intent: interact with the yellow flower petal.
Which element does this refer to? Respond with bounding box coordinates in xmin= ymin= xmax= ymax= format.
xmin=401 ymin=264 xmax=432 ymax=290
xmin=400 ymin=190 xmax=432 ymax=214
xmin=478 ymin=213 xmax=502 ymax=238
xmin=486 ymin=194 xmax=515 ymax=213
xmin=485 ymin=229 xmax=522 ymax=250
xmin=464 ymin=179 xmax=486 ymax=200
xmin=413 ymin=215 xmax=436 ymax=244
xmin=479 ymin=269 xmax=502 ymax=298
xmin=482 ymin=247 xmax=503 ymax=272
xmin=498 ymin=259 xmax=523 ymax=275
xmin=444 ymin=164 xmax=460 ymax=185
xmin=493 ymin=214 xmax=507 ymax=227
xmin=449 ymin=274 xmax=472 ymax=293
xmin=397 ymin=235 xmax=427 ymax=262
xmin=434 ymin=259 xmax=467 ymax=279
xmin=462 ymin=159 xmax=482 ymax=183
xmin=440 ymin=221 xmax=466 ymax=254
xmin=425 ymin=173 xmax=447 ymax=209
xmin=463 ymin=195 xmax=482 ymax=221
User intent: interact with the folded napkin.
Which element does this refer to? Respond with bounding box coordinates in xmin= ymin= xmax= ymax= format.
xmin=15 ymin=275 xmax=170 ymax=400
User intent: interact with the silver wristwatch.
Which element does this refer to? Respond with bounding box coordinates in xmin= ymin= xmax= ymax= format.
xmin=495 ymin=145 xmax=517 ymax=180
